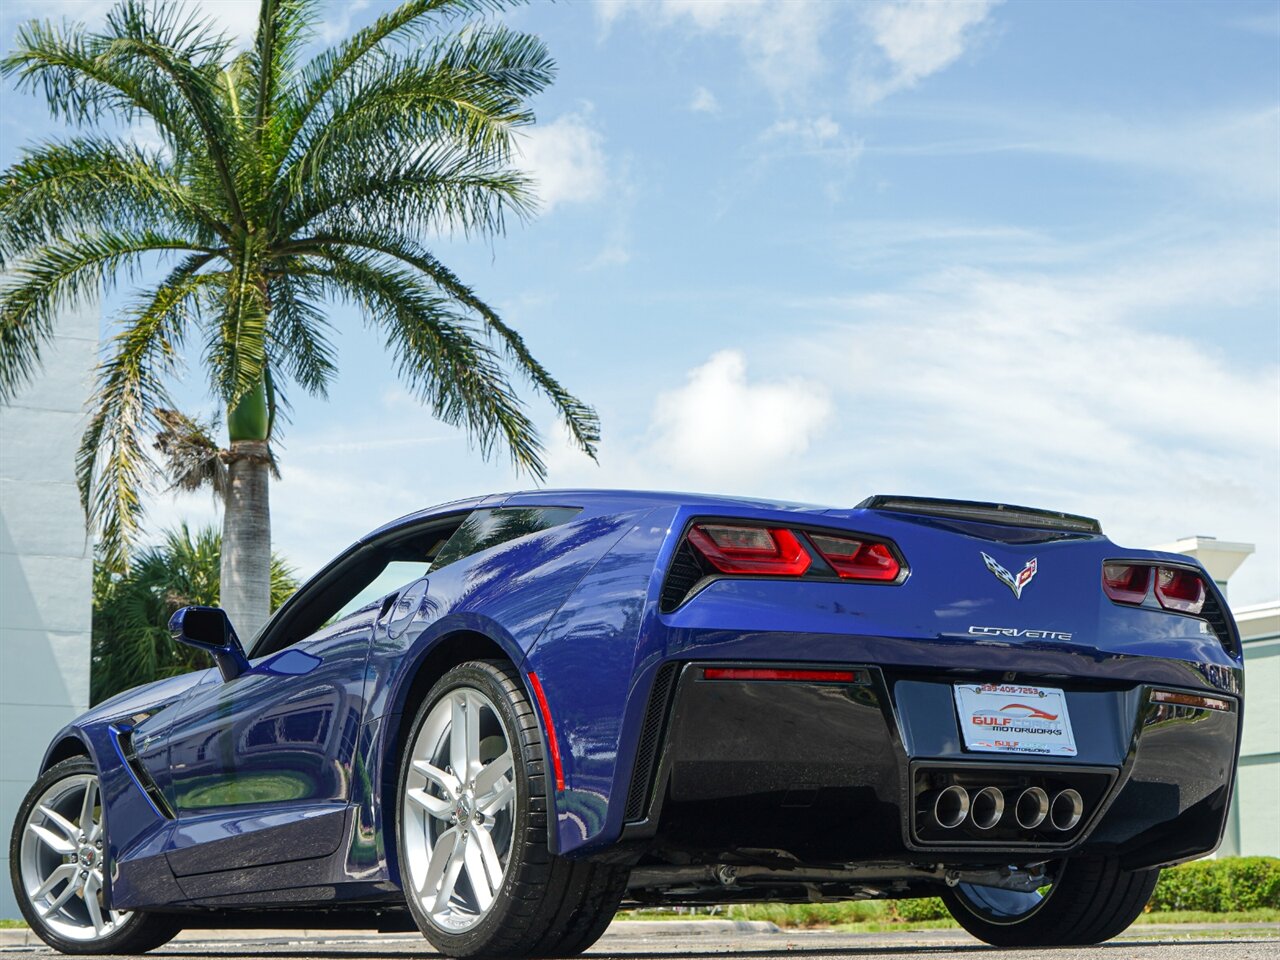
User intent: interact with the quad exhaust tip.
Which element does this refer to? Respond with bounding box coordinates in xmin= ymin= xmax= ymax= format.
xmin=933 ymin=785 xmax=970 ymax=829
xmin=930 ymin=783 xmax=1085 ymax=832
xmin=1015 ymin=787 xmax=1050 ymax=829
xmin=970 ymin=786 xmax=1005 ymax=830
xmin=1050 ymin=788 xmax=1084 ymax=831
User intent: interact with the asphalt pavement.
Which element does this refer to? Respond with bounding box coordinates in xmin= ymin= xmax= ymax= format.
xmin=3 ymin=922 xmax=1279 ymax=960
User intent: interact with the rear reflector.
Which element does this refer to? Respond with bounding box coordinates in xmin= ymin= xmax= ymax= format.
xmin=1154 ymin=566 xmax=1207 ymax=615
xmin=808 ymin=534 xmax=900 ymax=581
xmin=1102 ymin=563 xmax=1152 ymax=604
xmin=703 ymin=667 xmax=860 ymax=683
xmin=686 ymin=524 xmax=811 ymax=576
xmin=1151 ymin=690 xmax=1232 ymax=712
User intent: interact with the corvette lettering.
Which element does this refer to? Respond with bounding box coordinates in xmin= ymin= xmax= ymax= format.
xmin=968 ymin=625 xmax=1074 ymax=641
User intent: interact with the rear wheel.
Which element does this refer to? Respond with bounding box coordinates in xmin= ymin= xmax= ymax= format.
xmin=10 ymin=757 xmax=180 ymax=955
xmin=942 ymin=856 xmax=1159 ymax=946
xmin=397 ymin=661 xmax=627 ymax=958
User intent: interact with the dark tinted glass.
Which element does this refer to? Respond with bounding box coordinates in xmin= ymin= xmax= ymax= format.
xmin=430 ymin=506 xmax=581 ymax=571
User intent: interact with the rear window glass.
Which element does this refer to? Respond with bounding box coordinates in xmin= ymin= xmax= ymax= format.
xmin=430 ymin=506 xmax=581 ymax=571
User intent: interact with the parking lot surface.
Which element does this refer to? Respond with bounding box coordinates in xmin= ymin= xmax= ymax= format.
xmin=4 ymin=924 xmax=1279 ymax=960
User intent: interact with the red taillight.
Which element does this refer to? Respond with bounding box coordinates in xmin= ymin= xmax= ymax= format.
xmin=1102 ymin=563 xmax=1151 ymax=604
xmin=686 ymin=524 xmax=811 ymax=576
xmin=703 ymin=667 xmax=860 ymax=683
xmin=808 ymin=534 xmax=900 ymax=581
xmin=1154 ymin=566 xmax=1207 ymax=615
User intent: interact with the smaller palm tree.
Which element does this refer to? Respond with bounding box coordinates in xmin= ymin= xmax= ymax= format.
xmin=91 ymin=522 xmax=297 ymax=703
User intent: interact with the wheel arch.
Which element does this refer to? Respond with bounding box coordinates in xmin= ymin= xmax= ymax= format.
xmin=41 ymin=734 xmax=93 ymax=773
xmin=379 ymin=628 xmax=555 ymax=885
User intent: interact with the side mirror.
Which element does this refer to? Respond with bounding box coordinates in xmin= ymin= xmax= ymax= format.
xmin=168 ymin=606 xmax=251 ymax=682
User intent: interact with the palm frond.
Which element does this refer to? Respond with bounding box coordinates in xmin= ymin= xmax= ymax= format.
xmin=203 ymin=259 xmax=269 ymax=407
xmin=0 ymin=136 xmax=226 ymax=266
xmin=153 ymin=407 xmax=228 ymax=498
xmin=274 ymin=0 xmax=502 ymax=170
xmin=302 ymin=249 xmax=546 ymax=479
xmin=285 ymin=145 xmax=533 ymax=239
xmin=0 ymin=231 xmax=213 ymax=401
xmin=77 ymin=257 xmax=226 ymax=570
xmin=99 ymin=0 xmax=248 ymax=227
xmin=291 ymin=229 xmax=599 ymax=457
xmin=280 ymin=23 xmax=554 ymax=204
xmin=265 ymin=269 xmax=337 ymax=399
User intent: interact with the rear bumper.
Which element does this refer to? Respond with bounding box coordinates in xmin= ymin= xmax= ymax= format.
xmin=622 ymin=662 xmax=1240 ymax=870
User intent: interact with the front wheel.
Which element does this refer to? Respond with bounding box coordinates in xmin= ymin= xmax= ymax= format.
xmin=397 ymin=660 xmax=627 ymax=958
xmin=9 ymin=757 xmax=180 ymax=955
xmin=942 ymin=856 xmax=1160 ymax=947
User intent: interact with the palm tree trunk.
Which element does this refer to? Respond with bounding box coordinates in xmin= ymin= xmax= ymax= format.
xmin=219 ymin=439 xmax=272 ymax=641
xmin=219 ymin=374 xmax=274 ymax=642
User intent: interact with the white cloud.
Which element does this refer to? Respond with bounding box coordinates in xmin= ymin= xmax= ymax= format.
xmin=7 ymin=0 xmax=261 ymax=46
xmin=649 ymin=350 xmax=833 ymax=485
xmin=317 ymin=0 xmax=370 ymax=44
xmin=788 ymin=237 xmax=1279 ymax=604
xmin=600 ymin=1 xmax=997 ymax=105
xmin=588 ymin=243 xmax=631 ymax=269
xmin=857 ymin=0 xmax=1001 ymax=103
xmin=515 ymin=111 xmax=610 ymax=213
xmin=689 ymin=85 xmax=720 ymax=114
xmin=599 ymin=0 xmax=832 ymax=101
xmin=764 ymin=115 xmax=842 ymax=148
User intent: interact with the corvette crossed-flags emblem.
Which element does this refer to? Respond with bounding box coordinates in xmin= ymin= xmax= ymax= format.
xmin=981 ymin=552 xmax=1038 ymax=600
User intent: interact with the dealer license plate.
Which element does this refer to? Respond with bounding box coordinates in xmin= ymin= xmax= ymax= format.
xmin=953 ymin=683 xmax=1078 ymax=757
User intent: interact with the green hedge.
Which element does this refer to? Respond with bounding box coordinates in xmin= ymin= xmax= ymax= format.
xmin=1148 ymin=857 xmax=1280 ymax=912
xmin=890 ymin=896 xmax=949 ymax=921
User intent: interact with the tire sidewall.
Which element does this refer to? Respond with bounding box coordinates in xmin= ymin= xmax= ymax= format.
xmin=9 ymin=757 xmax=149 ymax=955
xmin=396 ymin=661 xmax=542 ymax=955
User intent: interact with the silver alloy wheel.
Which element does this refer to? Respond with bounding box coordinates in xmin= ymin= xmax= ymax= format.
xmin=19 ymin=773 xmax=128 ymax=942
xmin=402 ymin=685 xmax=517 ymax=932
xmin=954 ymin=881 xmax=1054 ymax=924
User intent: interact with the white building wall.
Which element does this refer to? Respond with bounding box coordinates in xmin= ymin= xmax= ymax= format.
xmin=0 ymin=298 xmax=99 ymax=920
xmin=1223 ymin=602 xmax=1280 ymax=858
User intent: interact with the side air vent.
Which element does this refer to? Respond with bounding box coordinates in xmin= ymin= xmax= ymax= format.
xmin=117 ymin=729 xmax=175 ymax=820
xmin=659 ymin=540 xmax=709 ymax=612
xmin=624 ymin=663 xmax=679 ymax=822
xmin=1199 ymin=591 xmax=1239 ymax=658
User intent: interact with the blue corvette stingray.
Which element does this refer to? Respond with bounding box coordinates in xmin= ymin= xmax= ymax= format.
xmin=10 ymin=491 xmax=1243 ymax=955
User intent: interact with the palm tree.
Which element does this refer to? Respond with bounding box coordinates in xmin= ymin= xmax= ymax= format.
xmin=91 ymin=523 xmax=298 ymax=704
xmin=0 ymin=0 xmax=599 ymax=640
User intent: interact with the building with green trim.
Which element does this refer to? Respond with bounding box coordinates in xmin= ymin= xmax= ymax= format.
xmin=1156 ymin=537 xmax=1277 ymax=858
xmin=1221 ymin=601 xmax=1279 ymax=857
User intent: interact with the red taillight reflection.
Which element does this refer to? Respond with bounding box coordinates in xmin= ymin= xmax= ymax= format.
xmin=808 ymin=534 xmax=900 ymax=581
xmin=1102 ymin=563 xmax=1151 ymax=604
xmin=687 ymin=524 xmax=811 ymax=576
xmin=1154 ymin=566 xmax=1207 ymax=615
xmin=703 ymin=667 xmax=859 ymax=683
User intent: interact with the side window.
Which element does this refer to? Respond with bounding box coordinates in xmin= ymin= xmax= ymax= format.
xmin=430 ymin=507 xmax=581 ymax=571
xmin=251 ymin=519 xmax=462 ymax=657
xmin=323 ymin=561 xmax=432 ymax=625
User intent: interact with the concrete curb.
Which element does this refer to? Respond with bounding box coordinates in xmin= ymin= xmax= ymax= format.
xmin=0 ymin=919 xmax=781 ymax=949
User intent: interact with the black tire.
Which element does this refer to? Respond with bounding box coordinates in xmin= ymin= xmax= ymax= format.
xmin=9 ymin=757 xmax=181 ymax=955
xmin=396 ymin=660 xmax=628 ymax=959
xmin=942 ymin=856 xmax=1160 ymax=947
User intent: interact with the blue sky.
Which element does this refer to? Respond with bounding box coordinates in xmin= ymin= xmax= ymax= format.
xmin=2 ymin=0 xmax=1278 ymax=603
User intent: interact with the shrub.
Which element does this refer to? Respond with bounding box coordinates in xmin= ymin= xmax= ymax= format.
xmin=891 ymin=896 xmax=950 ymax=921
xmin=1148 ymin=857 xmax=1280 ymax=912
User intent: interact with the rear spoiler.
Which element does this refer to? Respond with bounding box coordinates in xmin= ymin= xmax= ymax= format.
xmin=856 ymin=495 xmax=1103 ymax=535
